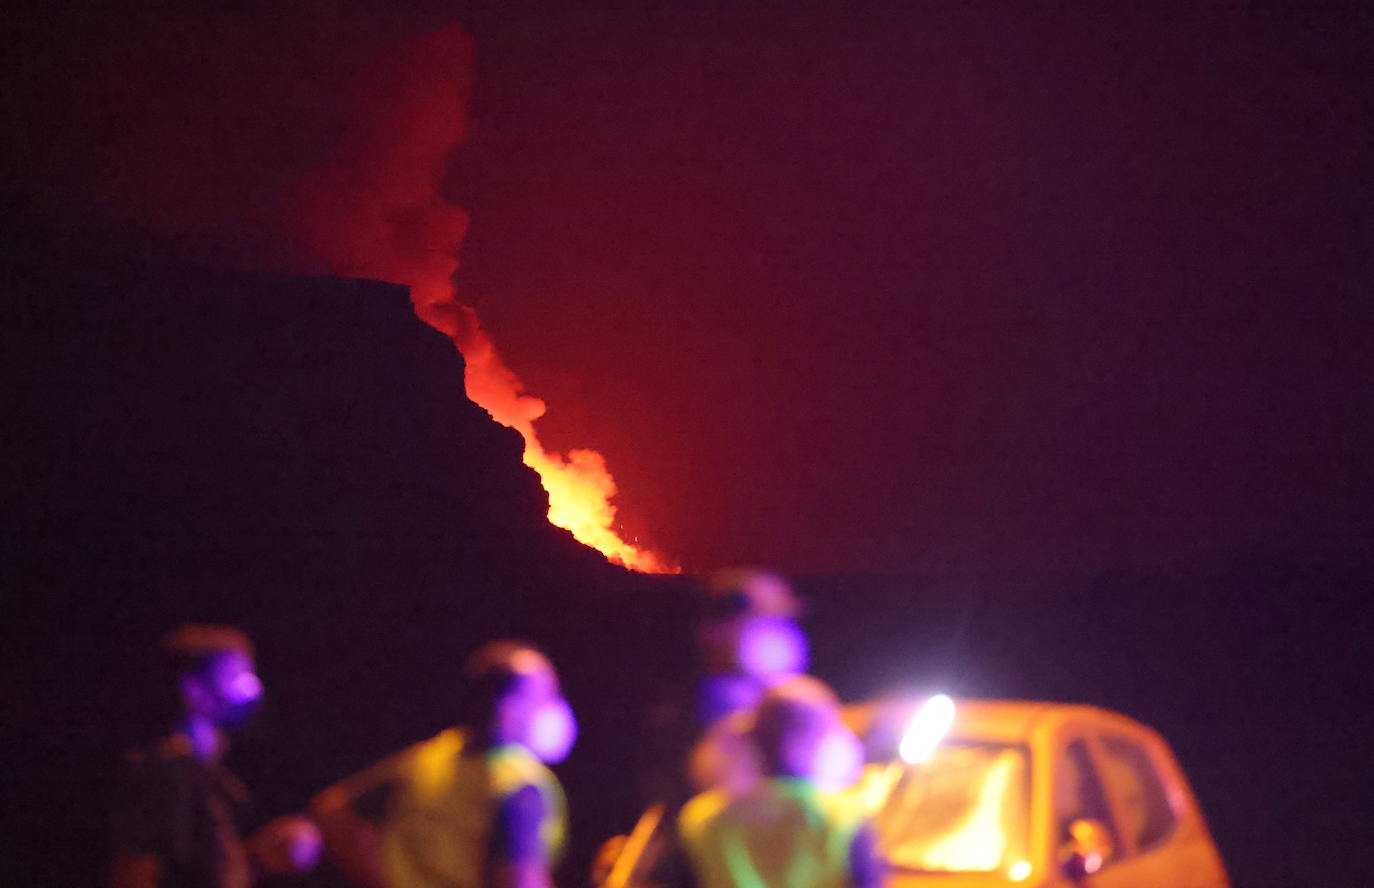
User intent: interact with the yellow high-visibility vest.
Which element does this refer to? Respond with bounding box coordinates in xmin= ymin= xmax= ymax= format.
xmin=383 ymin=729 xmax=566 ymax=888
xmin=679 ymin=778 xmax=865 ymax=888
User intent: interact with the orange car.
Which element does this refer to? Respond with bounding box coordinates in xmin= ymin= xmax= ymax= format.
xmin=597 ymin=698 xmax=1229 ymax=888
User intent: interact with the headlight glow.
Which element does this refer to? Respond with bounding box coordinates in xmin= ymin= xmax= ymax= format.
xmin=898 ymin=693 xmax=955 ymax=764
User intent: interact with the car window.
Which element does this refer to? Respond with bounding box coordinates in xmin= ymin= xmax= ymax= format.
xmin=874 ymin=742 xmax=1028 ymax=873
xmin=1054 ymin=738 xmax=1120 ymax=855
xmin=1098 ymin=734 xmax=1176 ymax=852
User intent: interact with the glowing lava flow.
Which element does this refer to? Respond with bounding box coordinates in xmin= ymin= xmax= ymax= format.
xmin=456 ymin=313 xmax=674 ymax=572
xmin=300 ymin=26 xmax=672 ymax=573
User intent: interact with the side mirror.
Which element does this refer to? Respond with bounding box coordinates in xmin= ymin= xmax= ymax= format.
xmin=1059 ymin=818 xmax=1113 ymax=883
xmin=591 ymin=835 xmax=629 ymax=887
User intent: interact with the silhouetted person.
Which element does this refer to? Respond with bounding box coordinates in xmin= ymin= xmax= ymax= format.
xmin=678 ymin=676 xmax=881 ymax=888
xmin=311 ymin=641 xmax=574 ymax=888
xmin=110 ymin=625 xmax=320 ymax=888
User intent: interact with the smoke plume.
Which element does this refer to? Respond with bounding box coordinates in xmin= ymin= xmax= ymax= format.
xmin=6 ymin=12 xmax=670 ymax=571
xmin=294 ymin=25 xmax=671 ymax=572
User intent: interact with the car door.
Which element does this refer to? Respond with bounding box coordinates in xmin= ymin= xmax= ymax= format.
xmin=1091 ymin=728 xmax=1228 ymax=888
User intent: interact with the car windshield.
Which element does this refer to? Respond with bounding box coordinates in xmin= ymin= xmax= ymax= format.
xmin=870 ymin=741 xmax=1029 ymax=873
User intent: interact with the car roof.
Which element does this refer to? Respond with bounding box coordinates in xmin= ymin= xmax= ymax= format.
xmin=842 ymin=698 xmax=1144 ymax=745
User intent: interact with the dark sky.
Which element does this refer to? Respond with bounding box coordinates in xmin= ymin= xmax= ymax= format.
xmin=457 ymin=3 xmax=1373 ymax=574
xmin=6 ymin=2 xmax=1372 ymax=575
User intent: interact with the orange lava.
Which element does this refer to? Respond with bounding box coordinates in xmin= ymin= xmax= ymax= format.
xmin=299 ymin=26 xmax=673 ymax=573
xmin=450 ymin=306 xmax=675 ymax=573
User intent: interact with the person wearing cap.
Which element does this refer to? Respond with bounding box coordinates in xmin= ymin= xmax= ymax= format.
xmin=311 ymin=641 xmax=574 ymax=888
xmin=677 ymin=676 xmax=882 ymax=888
xmin=110 ymin=625 xmax=320 ymax=888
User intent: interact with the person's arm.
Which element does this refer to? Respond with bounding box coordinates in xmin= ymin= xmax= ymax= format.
xmin=848 ymin=823 xmax=883 ymax=888
xmin=493 ymin=784 xmax=553 ymax=888
xmin=309 ymin=750 xmax=412 ymax=888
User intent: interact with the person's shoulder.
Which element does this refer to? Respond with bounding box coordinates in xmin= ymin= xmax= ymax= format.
xmin=817 ymin=788 xmax=869 ymax=835
xmin=120 ymin=735 xmax=193 ymax=780
xmin=414 ymin=727 xmax=464 ymax=758
xmin=487 ymin=743 xmax=556 ymax=799
xmin=678 ymin=787 xmax=731 ymax=838
xmin=404 ymin=727 xmax=467 ymax=781
xmin=137 ymin=733 xmax=195 ymax=760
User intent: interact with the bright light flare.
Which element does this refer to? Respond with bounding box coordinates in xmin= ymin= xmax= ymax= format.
xmin=1008 ymin=861 xmax=1032 ymax=882
xmin=899 ymin=694 xmax=956 ymax=764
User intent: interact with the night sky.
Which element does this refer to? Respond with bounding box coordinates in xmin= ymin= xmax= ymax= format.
xmin=457 ymin=3 xmax=1374 ymax=575
xmin=6 ymin=2 xmax=1371 ymax=576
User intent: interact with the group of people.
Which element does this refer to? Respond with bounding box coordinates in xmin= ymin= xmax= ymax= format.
xmin=110 ymin=571 xmax=882 ymax=888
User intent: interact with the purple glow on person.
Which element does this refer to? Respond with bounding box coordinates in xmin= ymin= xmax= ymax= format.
xmin=813 ymin=723 xmax=863 ymax=790
xmin=736 ymin=617 xmax=809 ymax=681
xmin=527 ymin=696 xmax=577 ymax=764
xmin=223 ymin=666 xmax=263 ymax=705
xmin=250 ymin=814 xmax=325 ymax=875
xmin=176 ymin=647 xmax=264 ymax=752
xmin=285 ymin=823 xmax=323 ymax=870
xmin=697 ymin=673 xmax=766 ymax=727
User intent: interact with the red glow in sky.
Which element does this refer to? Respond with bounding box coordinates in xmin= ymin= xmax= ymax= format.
xmin=5 ymin=2 xmax=1370 ymax=576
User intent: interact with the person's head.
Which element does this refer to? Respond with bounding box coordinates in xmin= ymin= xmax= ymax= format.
xmin=163 ymin=624 xmax=262 ymax=729
xmin=697 ymin=568 xmax=808 ymax=680
xmin=462 ymin=640 xmax=575 ymax=763
xmin=751 ymin=675 xmax=843 ymax=780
